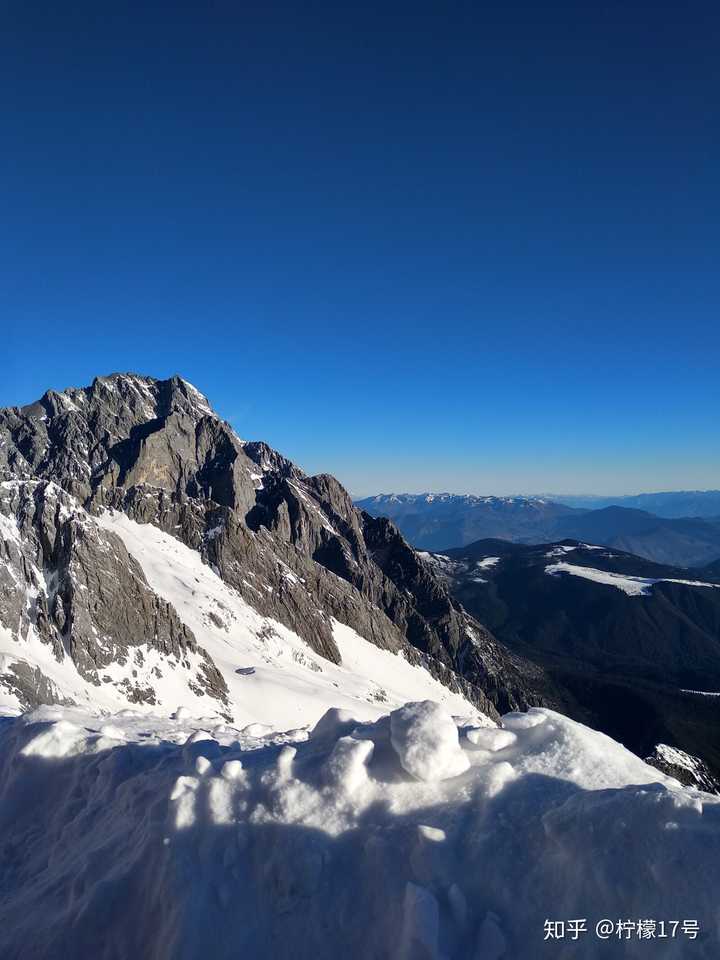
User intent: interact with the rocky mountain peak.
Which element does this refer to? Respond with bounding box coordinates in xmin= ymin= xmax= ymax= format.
xmin=0 ymin=374 xmax=552 ymax=721
xmin=29 ymin=373 xmax=217 ymax=428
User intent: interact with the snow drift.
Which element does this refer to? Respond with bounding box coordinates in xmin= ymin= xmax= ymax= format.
xmin=0 ymin=702 xmax=718 ymax=959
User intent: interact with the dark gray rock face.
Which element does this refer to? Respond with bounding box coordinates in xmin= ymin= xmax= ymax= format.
xmin=0 ymin=373 xmax=551 ymax=716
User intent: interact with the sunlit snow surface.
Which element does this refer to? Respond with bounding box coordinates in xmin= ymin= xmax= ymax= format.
xmin=92 ymin=511 xmax=479 ymax=727
xmin=0 ymin=702 xmax=718 ymax=959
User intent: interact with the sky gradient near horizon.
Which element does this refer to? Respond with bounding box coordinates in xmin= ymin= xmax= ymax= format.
xmin=2 ymin=1 xmax=719 ymax=496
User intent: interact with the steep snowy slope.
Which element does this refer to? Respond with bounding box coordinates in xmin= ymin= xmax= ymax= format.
xmin=0 ymin=479 xmax=227 ymax=717
xmin=93 ymin=509 xmax=482 ymax=727
xmin=0 ymin=702 xmax=717 ymax=959
xmin=0 ymin=484 xmax=483 ymax=725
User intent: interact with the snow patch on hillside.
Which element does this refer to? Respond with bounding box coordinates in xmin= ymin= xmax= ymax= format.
xmin=545 ymin=561 xmax=720 ymax=597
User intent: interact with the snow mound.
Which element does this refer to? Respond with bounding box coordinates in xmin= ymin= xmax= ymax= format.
xmin=323 ymin=736 xmax=374 ymax=794
xmin=310 ymin=707 xmax=361 ymax=742
xmin=0 ymin=704 xmax=718 ymax=959
xmin=390 ymin=700 xmax=470 ymax=781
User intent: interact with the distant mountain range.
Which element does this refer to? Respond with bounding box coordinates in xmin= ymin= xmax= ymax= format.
xmin=549 ymin=489 xmax=720 ymax=518
xmin=357 ymin=493 xmax=720 ymax=568
xmin=422 ymin=537 xmax=720 ymax=777
xmin=355 ymin=494 xmax=578 ymax=551
xmin=553 ymin=507 xmax=720 ymax=568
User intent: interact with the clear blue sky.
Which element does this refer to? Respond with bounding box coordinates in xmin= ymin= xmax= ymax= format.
xmin=2 ymin=1 xmax=718 ymax=496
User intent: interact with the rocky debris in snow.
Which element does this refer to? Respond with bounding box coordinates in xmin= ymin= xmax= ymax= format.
xmin=0 ymin=659 xmax=71 ymax=711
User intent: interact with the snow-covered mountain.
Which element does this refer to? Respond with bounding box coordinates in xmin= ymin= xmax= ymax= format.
xmin=0 ymin=374 xmax=547 ymax=725
xmin=2 ymin=375 xmax=720 ymax=958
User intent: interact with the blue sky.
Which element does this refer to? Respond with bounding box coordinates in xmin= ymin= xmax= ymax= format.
xmin=2 ymin=1 xmax=719 ymax=496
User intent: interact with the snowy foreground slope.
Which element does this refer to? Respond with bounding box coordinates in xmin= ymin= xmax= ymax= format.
xmin=0 ymin=702 xmax=718 ymax=959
